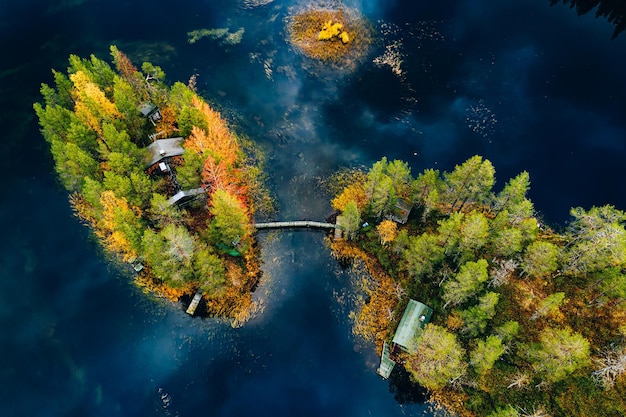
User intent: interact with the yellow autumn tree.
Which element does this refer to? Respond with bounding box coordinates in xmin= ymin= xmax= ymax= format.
xmin=319 ymin=21 xmax=343 ymax=40
xmin=332 ymin=182 xmax=367 ymax=211
xmin=70 ymin=71 xmax=121 ymax=134
xmin=376 ymin=220 xmax=398 ymax=245
xmin=97 ymin=190 xmax=143 ymax=261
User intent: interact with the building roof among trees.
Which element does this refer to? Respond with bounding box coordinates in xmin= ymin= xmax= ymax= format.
xmin=388 ymin=198 xmax=412 ymax=224
xmin=145 ymin=138 xmax=184 ymax=167
xmin=168 ymin=188 xmax=205 ymax=206
xmin=392 ymin=299 xmax=433 ymax=353
xmin=139 ymin=102 xmax=158 ymax=117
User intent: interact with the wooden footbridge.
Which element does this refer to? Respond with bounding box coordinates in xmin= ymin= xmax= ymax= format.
xmin=187 ymin=218 xmax=345 ymax=316
xmin=253 ymin=221 xmax=339 ymax=230
xmin=254 ymin=219 xmax=345 ymax=240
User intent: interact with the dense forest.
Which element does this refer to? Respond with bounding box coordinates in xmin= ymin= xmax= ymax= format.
xmin=34 ymin=47 xmax=269 ymax=325
xmin=330 ymin=156 xmax=626 ymax=417
xmin=550 ymin=0 xmax=626 ymax=38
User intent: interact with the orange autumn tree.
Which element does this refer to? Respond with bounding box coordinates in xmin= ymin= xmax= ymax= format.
xmin=183 ymin=95 xmax=250 ymax=206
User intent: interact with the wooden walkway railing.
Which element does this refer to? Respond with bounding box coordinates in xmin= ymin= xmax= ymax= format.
xmin=253 ymin=221 xmax=340 ymax=230
xmin=187 ymin=220 xmax=346 ymax=314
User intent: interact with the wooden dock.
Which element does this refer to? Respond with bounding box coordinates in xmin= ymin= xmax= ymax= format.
xmin=253 ymin=221 xmax=340 ymax=230
xmin=186 ymin=290 xmax=203 ymax=316
xmin=334 ymin=216 xmax=345 ymax=239
xmin=377 ymin=342 xmax=396 ymax=379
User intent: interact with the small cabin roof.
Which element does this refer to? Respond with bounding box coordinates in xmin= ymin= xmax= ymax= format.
xmin=167 ymin=188 xmax=205 ymax=206
xmin=139 ymin=102 xmax=159 ymax=117
xmin=392 ymin=299 xmax=433 ymax=353
xmin=388 ymin=198 xmax=413 ymax=224
xmin=145 ymin=138 xmax=184 ymax=167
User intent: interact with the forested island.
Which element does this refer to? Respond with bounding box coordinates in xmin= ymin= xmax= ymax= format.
xmin=34 ymin=47 xmax=270 ymax=325
xmin=329 ymin=156 xmax=626 ymax=417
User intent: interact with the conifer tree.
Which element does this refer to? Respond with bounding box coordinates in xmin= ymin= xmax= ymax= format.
xmin=209 ymin=189 xmax=251 ymax=250
xmin=470 ymin=335 xmax=505 ymax=376
xmin=442 ymin=155 xmax=495 ymax=212
xmin=342 ymin=200 xmax=361 ymax=240
xmin=522 ymin=240 xmax=560 ymax=278
xmin=460 ymin=291 xmax=499 ymax=336
xmin=405 ymin=324 xmax=467 ymax=389
xmin=566 ymin=205 xmax=626 ymax=274
xmin=524 ymin=326 xmax=590 ymax=383
xmin=403 ymin=233 xmax=445 ymax=280
xmin=442 ymin=259 xmax=489 ymax=308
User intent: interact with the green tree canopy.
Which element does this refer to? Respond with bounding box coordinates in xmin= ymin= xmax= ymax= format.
xmin=49 ymin=140 xmax=99 ymax=191
xmin=406 ymin=324 xmax=467 ymax=390
xmin=442 ymin=259 xmax=489 ymax=308
xmin=524 ymin=326 xmax=591 ymax=383
xmin=521 ymin=240 xmax=561 ymax=278
xmin=403 ymin=233 xmax=445 ymax=280
xmin=470 ymin=335 xmax=506 ymax=376
xmin=142 ymin=225 xmax=195 ymax=287
xmin=460 ymin=291 xmax=500 ymax=336
xmin=341 ymin=200 xmax=361 ymax=240
xmin=531 ymin=292 xmax=566 ymax=320
xmin=487 ymin=405 xmax=519 ymax=417
xmin=193 ymin=244 xmax=226 ymax=296
xmin=411 ymin=168 xmax=441 ymax=219
xmin=441 ymin=155 xmax=495 ymax=212
xmin=458 ymin=211 xmax=490 ymax=257
xmin=566 ymin=205 xmax=626 ymax=274
xmin=364 ymin=158 xmax=395 ymax=218
xmin=494 ymin=171 xmax=530 ymax=214
xmin=208 ymin=189 xmax=251 ymax=250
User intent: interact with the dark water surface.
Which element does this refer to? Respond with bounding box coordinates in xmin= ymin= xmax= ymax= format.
xmin=1 ymin=0 xmax=626 ymax=416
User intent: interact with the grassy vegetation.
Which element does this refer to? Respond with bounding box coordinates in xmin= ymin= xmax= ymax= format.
xmin=286 ymin=6 xmax=373 ymax=65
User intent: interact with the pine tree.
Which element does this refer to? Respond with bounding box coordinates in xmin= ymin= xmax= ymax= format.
xmin=209 ymin=189 xmax=251 ymax=250
xmin=193 ymin=244 xmax=226 ymax=296
xmin=442 ymin=155 xmax=495 ymax=212
xmin=525 ymin=326 xmax=590 ymax=383
xmin=470 ymin=335 xmax=506 ymax=376
xmin=443 ymin=259 xmax=489 ymax=308
xmin=460 ymin=291 xmax=499 ymax=336
xmin=403 ymin=233 xmax=445 ymax=280
xmin=522 ymin=241 xmax=560 ymax=278
xmin=342 ymin=200 xmax=361 ymax=240
xmin=405 ymin=324 xmax=467 ymax=389
xmin=565 ymin=205 xmax=626 ymax=274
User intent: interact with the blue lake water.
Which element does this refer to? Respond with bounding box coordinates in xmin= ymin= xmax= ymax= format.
xmin=1 ymin=0 xmax=626 ymax=416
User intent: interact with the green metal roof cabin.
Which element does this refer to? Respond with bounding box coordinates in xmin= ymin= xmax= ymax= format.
xmin=392 ymin=299 xmax=433 ymax=353
xmin=377 ymin=299 xmax=433 ymax=379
